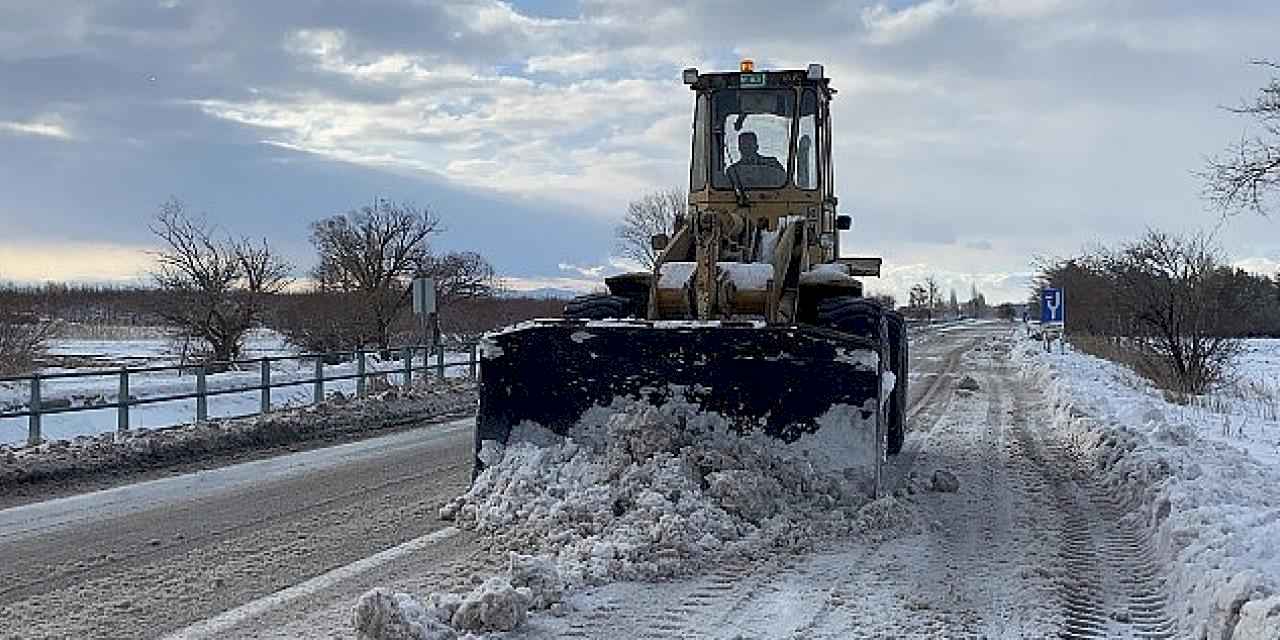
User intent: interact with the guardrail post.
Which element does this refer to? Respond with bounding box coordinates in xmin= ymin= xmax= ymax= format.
xmin=28 ymin=374 xmax=41 ymax=446
xmin=117 ymin=367 xmax=129 ymax=432
xmin=436 ymin=344 xmax=445 ymax=379
xmin=260 ymin=357 xmax=271 ymax=413
xmin=196 ymin=365 xmax=208 ymax=422
xmin=313 ymin=358 xmax=324 ymax=404
xmin=403 ymin=347 xmax=413 ymax=390
xmin=468 ymin=344 xmax=477 ymax=379
xmin=356 ymin=351 xmax=366 ymax=398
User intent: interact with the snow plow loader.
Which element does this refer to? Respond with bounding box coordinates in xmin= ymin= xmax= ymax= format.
xmin=476 ymin=61 xmax=908 ymax=496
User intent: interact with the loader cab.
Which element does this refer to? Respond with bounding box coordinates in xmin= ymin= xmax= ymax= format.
xmin=685 ymin=63 xmax=836 ymax=211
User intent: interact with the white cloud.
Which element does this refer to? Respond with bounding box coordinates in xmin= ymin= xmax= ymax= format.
xmin=197 ymin=31 xmax=687 ymax=215
xmin=968 ymin=0 xmax=1068 ymax=20
xmin=1234 ymin=257 xmax=1280 ymax=278
xmin=0 ymin=117 xmax=73 ymax=140
xmin=860 ymin=0 xmax=958 ymax=45
xmin=558 ymin=262 xmax=606 ymax=278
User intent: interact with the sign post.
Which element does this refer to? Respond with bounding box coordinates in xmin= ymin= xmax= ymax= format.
xmin=1040 ymin=287 xmax=1065 ymax=353
xmin=412 ymin=277 xmax=439 ymax=378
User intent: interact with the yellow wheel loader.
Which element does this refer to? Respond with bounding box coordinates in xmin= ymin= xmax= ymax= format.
xmin=475 ymin=61 xmax=908 ymax=496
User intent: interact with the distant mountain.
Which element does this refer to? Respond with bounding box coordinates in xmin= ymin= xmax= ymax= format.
xmin=501 ymin=287 xmax=582 ymax=300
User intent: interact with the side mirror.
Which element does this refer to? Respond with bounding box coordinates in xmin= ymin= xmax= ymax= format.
xmin=835 ymin=215 xmax=852 ymax=231
xmin=651 ymin=233 xmax=670 ymax=251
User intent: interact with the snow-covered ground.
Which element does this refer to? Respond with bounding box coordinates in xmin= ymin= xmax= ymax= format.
xmin=0 ymin=329 xmax=478 ymax=446
xmin=41 ymin=328 xmax=296 ymax=371
xmin=346 ymin=327 xmax=1280 ymax=639
xmin=1019 ymin=336 xmax=1280 ymax=638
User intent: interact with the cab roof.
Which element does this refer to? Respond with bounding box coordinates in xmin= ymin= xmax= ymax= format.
xmin=688 ymin=69 xmax=834 ymax=95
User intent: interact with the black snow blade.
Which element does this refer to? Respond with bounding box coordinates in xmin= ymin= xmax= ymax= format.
xmin=475 ymin=320 xmax=887 ymax=475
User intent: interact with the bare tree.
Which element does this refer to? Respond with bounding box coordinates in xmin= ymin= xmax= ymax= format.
xmin=995 ymin=302 xmax=1018 ymax=321
xmin=150 ymin=199 xmax=292 ymax=364
xmin=310 ymin=200 xmax=442 ymax=350
xmin=1104 ymin=231 xmax=1244 ymax=394
xmin=924 ymin=276 xmax=941 ymax=321
xmin=1203 ymin=60 xmax=1280 ymax=217
xmin=615 ymin=188 xmax=686 ymax=269
xmin=0 ymin=278 xmax=58 ymax=375
xmin=1038 ymin=231 xmax=1247 ymax=394
xmin=908 ymin=284 xmax=929 ymax=319
xmin=968 ymin=283 xmax=988 ymax=318
xmin=421 ymin=251 xmax=498 ymax=303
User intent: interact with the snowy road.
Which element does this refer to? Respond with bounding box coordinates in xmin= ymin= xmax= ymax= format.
xmin=0 ymin=323 xmax=1175 ymax=639
xmin=0 ymin=419 xmax=477 ymax=639
xmin=509 ymin=334 xmax=1175 ymax=639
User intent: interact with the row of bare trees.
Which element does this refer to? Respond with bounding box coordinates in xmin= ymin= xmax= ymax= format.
xmin=904 ymin=277 xmax=989 ymax=321
xmin=1034 ymin=230 xmax=1280 ymax=394
xmin=147 ymin=198 xmax=499 ymax=363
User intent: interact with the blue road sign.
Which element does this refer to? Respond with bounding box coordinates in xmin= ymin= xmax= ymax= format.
xmin=1041 ymin=288 xmax=1064 ymax=325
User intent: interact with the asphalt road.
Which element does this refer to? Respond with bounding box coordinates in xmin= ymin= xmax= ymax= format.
xmin=0 ymin=323 xmax=986 ymax=639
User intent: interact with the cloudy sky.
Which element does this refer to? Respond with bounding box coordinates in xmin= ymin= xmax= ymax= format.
xmin=1 ymin=0 xmax=1278 ymax=303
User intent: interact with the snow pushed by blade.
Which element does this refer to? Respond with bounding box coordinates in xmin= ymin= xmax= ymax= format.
xmin=441 ymin=394 xmax=893 ymax=588
xmin=354 ymin=394 xmax=903 ymax=639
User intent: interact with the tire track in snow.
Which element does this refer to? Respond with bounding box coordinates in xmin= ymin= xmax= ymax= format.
xmin=1007 ymin=372 xmax=1175 ymax=640
xmin=514 ymin=328 xmax=1170 ymax=639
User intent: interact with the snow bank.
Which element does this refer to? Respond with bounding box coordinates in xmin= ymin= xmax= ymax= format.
xmin=357 ymin=393 xmax=913 ymax=638
xmin=1015 ymin=338 xmax=1280 ymax=639
xmin=0 ymin=380 xmax=476 ymax=491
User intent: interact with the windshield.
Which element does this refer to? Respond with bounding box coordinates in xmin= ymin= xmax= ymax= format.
xmin=710 ymin=89 xmax=796 ymax=189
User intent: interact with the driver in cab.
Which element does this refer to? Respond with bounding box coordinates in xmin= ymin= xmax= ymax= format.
xmin=728 ymin=131 xmax=786 ymax=188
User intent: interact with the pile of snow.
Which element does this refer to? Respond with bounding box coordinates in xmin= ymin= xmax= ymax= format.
xmin=440 ymin=395 xmax=901 ymax=587
xmin=1016 ymin=337 xmax=1280 ymax=639
xmin=357 ymin=393 xmax=914 ymax=638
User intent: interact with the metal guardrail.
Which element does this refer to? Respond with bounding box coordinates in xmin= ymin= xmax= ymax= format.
xmin=0 ymin=344 xmax=479 ymax=446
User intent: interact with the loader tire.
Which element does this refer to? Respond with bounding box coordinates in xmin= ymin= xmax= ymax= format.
xmin=815 ymin=297 xmax=906 ymax=455
xmin=563 ymin=294 xmax=633 ymax=320
xmin=815 ymin=297 xmax=887 ymax=343
xmin=885 ymin=310 xmax=908 ymax=455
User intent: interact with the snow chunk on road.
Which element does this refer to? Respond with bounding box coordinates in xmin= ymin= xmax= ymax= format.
xmin=353 ymin=589 xmax=456 ymax=640
xmin=508 ymin=553 xmax=564 ymax=609
xmin=449 ymin=577 xmax=529 ymax=633
xmin=929 ymin=470 xmax=960 ymax=493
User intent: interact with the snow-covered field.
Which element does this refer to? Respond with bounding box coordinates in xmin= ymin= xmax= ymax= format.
xmin=0 ymin=329 xmax=477 ymax=446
